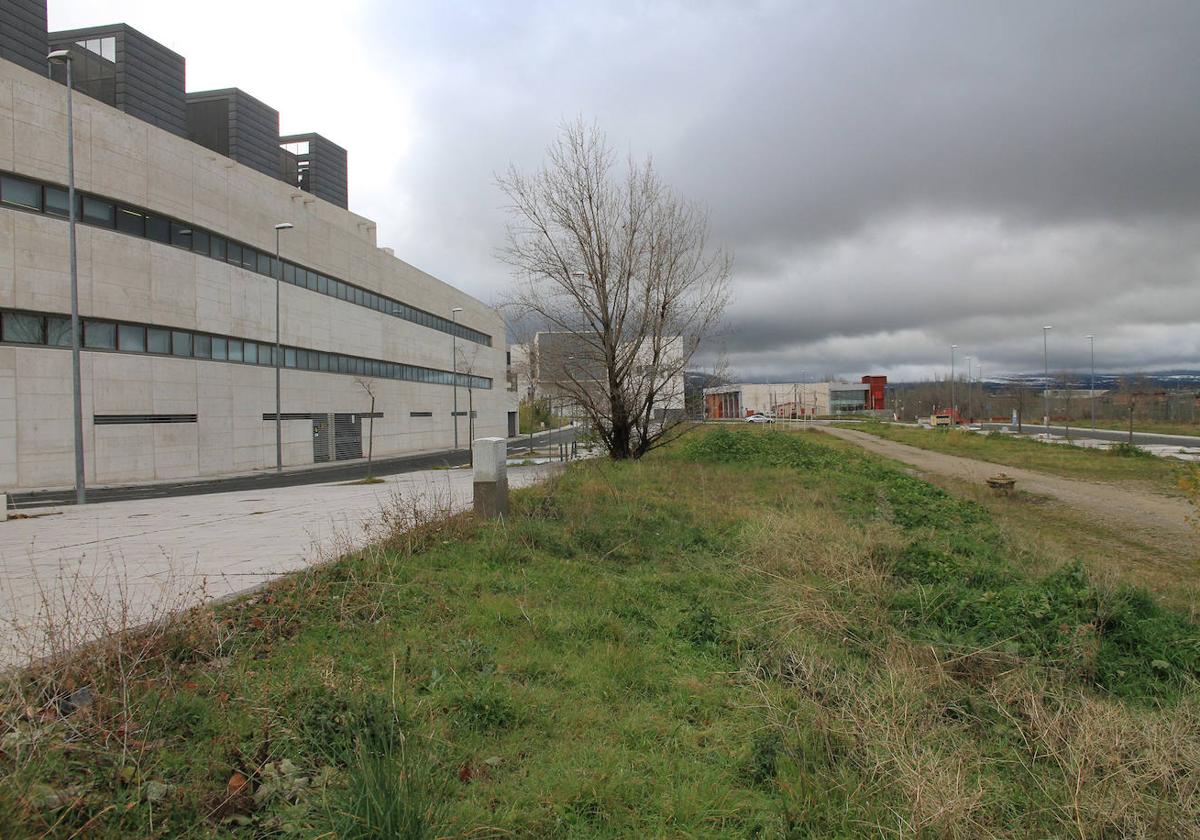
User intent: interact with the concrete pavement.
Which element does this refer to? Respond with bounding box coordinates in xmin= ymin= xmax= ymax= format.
xmin=0 ymin=462 xmax=558 ymax=668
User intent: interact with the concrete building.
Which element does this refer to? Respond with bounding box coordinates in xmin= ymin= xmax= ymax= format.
xmin=704 ymin=376 xmax=887 ymax=419
xmin=0 ymin=9 xmax=517 ymax=491
xmin=512 ymin=331 xmax=685 ymax=421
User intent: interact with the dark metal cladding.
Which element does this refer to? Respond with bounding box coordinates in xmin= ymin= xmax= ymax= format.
xmin=186 ymin=88 xmax=281 ymax=180
xmin=0 ymin=0 xmax=49 ymax=75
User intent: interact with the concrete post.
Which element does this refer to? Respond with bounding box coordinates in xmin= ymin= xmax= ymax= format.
xmin=473 ymin=437 xmax=508 ymax=518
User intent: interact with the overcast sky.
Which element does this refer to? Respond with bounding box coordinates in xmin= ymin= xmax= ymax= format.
xmin=51 ymin=1 xmax=1200 ymax=381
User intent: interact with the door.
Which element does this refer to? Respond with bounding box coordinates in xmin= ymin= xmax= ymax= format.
xmin=333 ymin=413 xmax=362 ymax=461
xmin=312 ymin=414 xmax=332 ymax=463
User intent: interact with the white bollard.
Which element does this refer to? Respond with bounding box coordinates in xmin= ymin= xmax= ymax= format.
xmin=472 ymin=437 xmax=508 ymax=518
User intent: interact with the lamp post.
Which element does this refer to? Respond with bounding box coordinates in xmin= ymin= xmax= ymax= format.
xmin=1042 ymin=325 xmax=1052 ymax=429
xmin=964 ymin=356 xmax=972 ymax=421
xmin=950 ymin=345 xmax=957 ymax=423
xmin=272 ymin=223 xmax=293 ymax=472
xmin=1086 ymin=335 xmax=1096 ymax=431
xmin=48 ymin=50 xmax=85 ymax=505
xmin=451 ymin=306 xmax=463 ymax=449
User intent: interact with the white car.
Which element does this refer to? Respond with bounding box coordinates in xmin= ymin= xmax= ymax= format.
xmin=746 ymin=414 xmax=775 ymax=424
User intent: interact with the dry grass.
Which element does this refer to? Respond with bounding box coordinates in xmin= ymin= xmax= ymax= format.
xmin=738 ymin=478 xmax=1200 ymax=839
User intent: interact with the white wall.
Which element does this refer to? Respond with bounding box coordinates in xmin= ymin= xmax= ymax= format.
xmin=0 ymin=58 xmax=512 ymax=490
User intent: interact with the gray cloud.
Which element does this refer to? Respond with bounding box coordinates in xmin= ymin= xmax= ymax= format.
xmin=54 ymin=0 xmax=1200 ymax=380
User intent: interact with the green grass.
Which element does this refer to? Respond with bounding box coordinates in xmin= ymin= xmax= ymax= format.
xmin=3 ymin=428 xmax=1198 ymax=838
xmin=847 ymin=420 xmax=1187 ymax=492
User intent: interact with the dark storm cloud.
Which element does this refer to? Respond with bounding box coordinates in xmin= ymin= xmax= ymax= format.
xmin=60 ymin=0 xmax=1190 ymax=380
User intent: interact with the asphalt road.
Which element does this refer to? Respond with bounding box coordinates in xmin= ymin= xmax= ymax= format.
xmin=978 ymin=422 xmax=1200 ymax=449
xmin=10 ymin=425 xmax=580 ymax=509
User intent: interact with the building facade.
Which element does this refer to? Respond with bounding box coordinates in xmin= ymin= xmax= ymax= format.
xmin=704 ymin=377 xmax=887 ymax=419
xmin=0 ymin=22 xmax=516 ymax=491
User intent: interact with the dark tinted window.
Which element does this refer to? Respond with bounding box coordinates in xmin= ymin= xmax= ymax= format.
xmin=146 ymin=215 xmax=170 ymax=243
xmin=82 ymin=196 xmax=114 ymax=227
xmin=257 ymin=252 xmax=272 ymax=275
xmin=170 ymin=222 xmax=192 ymax=248
xmin=2 ymin=311 xmax=43 ymax=343
xmin=210 ymin=235 xmax=226 ymax=261
xmin=211 ymin=336 xmax=227 ymax=360
xmin=44 ymin=186 xmax=69 ymax=217
xmin=47 ymin=316 xmax=72 ymax=346
xmin=83 ymin=321 xmax=116 ymax=349
xmin=192 ymin=229 xmax=210 ymax=254
xmin=285 ymin=348 xmax=297 ymax=368
xmin=226 ymin=242 xmax=242 ymax=265
xmin=243 ymin=342 xmax=258 ymax=364
xmin=117 ymin=323 xmax=145 ymax=352
xmin=0 ymin=175 xmax=42 ymax=210
xmin=193 ymin=334 xmax=211 ymax=358
xmin=241 ymin=247 xmax=256 ymax=270
xmin=317 ymin=275 xmax=328 ymax=294
xmin=171 ymin=331 xmax=192 ymax=356
xmin=283 ymin=263 xmax=295 ymax=284
xmin=147 ymin=327 xmax=170 ymax=354
xmin=115 ymin=207 xmax=145 ymax=236
xmin=227 ymin=339 xmax=243 ymax=362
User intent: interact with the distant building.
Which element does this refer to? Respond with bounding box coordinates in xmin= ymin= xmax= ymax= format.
xmin=704 ymin=376 xmax=887 ymax=419
xmin=512 ymin=331 xmax=685 ymax=421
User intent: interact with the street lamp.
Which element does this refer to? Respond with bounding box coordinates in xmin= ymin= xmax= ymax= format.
xmin=48 ymin=49 xmax=85 ymax=505
xmin=451 ymin=306 xmax=463 ymax=449
xmin=273 ymin=222 xmax=293 ymax=472
xmin=1086 ymin=334 xmax=1096 ymax=431
xmin=950 ymin=345 xmax=957 ymax=423
xmin=964 ymin=356 xmax=972 ymax=421
xmin=1042 ymin=325 xmax=1052 ymax=428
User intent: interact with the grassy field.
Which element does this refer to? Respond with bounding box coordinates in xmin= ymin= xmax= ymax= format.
xmin=3 ymin=428 xmax=1198 ymax=838
xmin=1080 ymin=418 xmax=1200 ymax=439
xmin=845 ymin=421 xmax=1188 ymax=493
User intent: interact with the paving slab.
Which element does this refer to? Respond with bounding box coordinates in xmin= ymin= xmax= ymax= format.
xmin=0 ymin=464 xmax=557 ymax=668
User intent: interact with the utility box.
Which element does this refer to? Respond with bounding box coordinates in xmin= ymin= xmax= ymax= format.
xmin=472 ymin=437 xmax=508 ymax=518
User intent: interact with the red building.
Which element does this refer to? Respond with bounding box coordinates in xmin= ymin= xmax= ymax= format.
xmin=860 ymin=375 xmax=887 ymax=410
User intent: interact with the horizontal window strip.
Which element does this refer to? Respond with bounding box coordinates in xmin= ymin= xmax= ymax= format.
xmin=410 ymin=411 xmax=433 ymax=417
xmin=0 ymin=170 xmax=491 ymax=347
xmin=0 ymin=307 xmax=492 ymax=390
xmin=94 ymin=414 xmax=197 ymax=425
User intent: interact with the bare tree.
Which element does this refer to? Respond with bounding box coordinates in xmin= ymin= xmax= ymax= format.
xmin=498 ymin=120 xmax=730 ymax=460
xmin=355 ymin=377 xmax=377 ymax=479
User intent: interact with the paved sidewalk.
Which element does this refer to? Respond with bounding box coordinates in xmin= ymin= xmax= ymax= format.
xmin=0 ymin=464 xmax=557 ymax=668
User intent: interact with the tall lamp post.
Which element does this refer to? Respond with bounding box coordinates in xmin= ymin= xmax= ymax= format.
xmin=964 ymin=356 xmax=972 ymax=421
xmin=1086 ymin=334 xmax=1096 ymax=431
xmin=950 ymin=344 xmax=957 ymax=423
xmin=48 ymin=50 xmax=85 ymax=505
xmin=272 ymin=223 xmax=293 ymax=471
xmin=1042 ymin=325 xmax=1052 ymax=428
xmin=451 ymin=306 xmax=463 ymax=449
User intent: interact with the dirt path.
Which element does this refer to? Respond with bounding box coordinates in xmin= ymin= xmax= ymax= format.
xmin=821 ymin=426 xmax=1199 ymax=555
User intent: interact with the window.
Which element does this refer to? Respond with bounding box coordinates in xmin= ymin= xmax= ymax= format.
xmin=147 ymin=328 xmax=170 ymax=354
xmin=241 ymin=247 xmax=257 ymax=270
xmin=81 ymin=196 xmax=114 ymax=226
xmin=210 ymin=235 xmax=227 ymax=261
xmin=317 ymin=275 xmax=328 ymax=294
xmin=257 ymin=252 xmax=272 ymax=275
xmin=117 ymin=323 xmax=145 ymax=352
xmin=47 ymin=316 xmax=72 ymax=346
xmin=2 ymin=311 xmax=43 ymax=343
xmin=318 ymin=353 xmax=329 ymax=371
xmin=227 ymin=339 xmax=243 ymax=362
xmin=192 ymin=229 xmax=210 ymax=255
xmin=285 ymin=348 xmax=297 ymax=368
xmin=44 ymin=186 xmax=69 ymax=217
xmin=0 ymin=175 xmax=42 ymax=210
xmin=306 ymin=272 xmax=318 ymax=291
xmin=226 ymin=242 xmax=242 ymax=265
xmin=170 ymin=222 xmax=192 ymax=248
xmin=260 ymin=344 xmax=274 ymax=365
xmin=116 ymin=207 xmax=145 ymax=236
xmin=83 ymin=321 xmax=116 ymax=350
xmin=146 ymin=215 xmax=170 ymax=243
xmin=211 ymin=336 xmax=227 ymax=360
xmin=294 ymin=268 xmax=307 ymax=288
xmin=283 ymin=263 xmax=295 ymax=284
xmin=171 ymin=330 xmax=191 ymax=357
xmin=410 ymin=411 xmax=432 ymax=417
xmin=243 ymin=341 xmax=257 ymax=364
